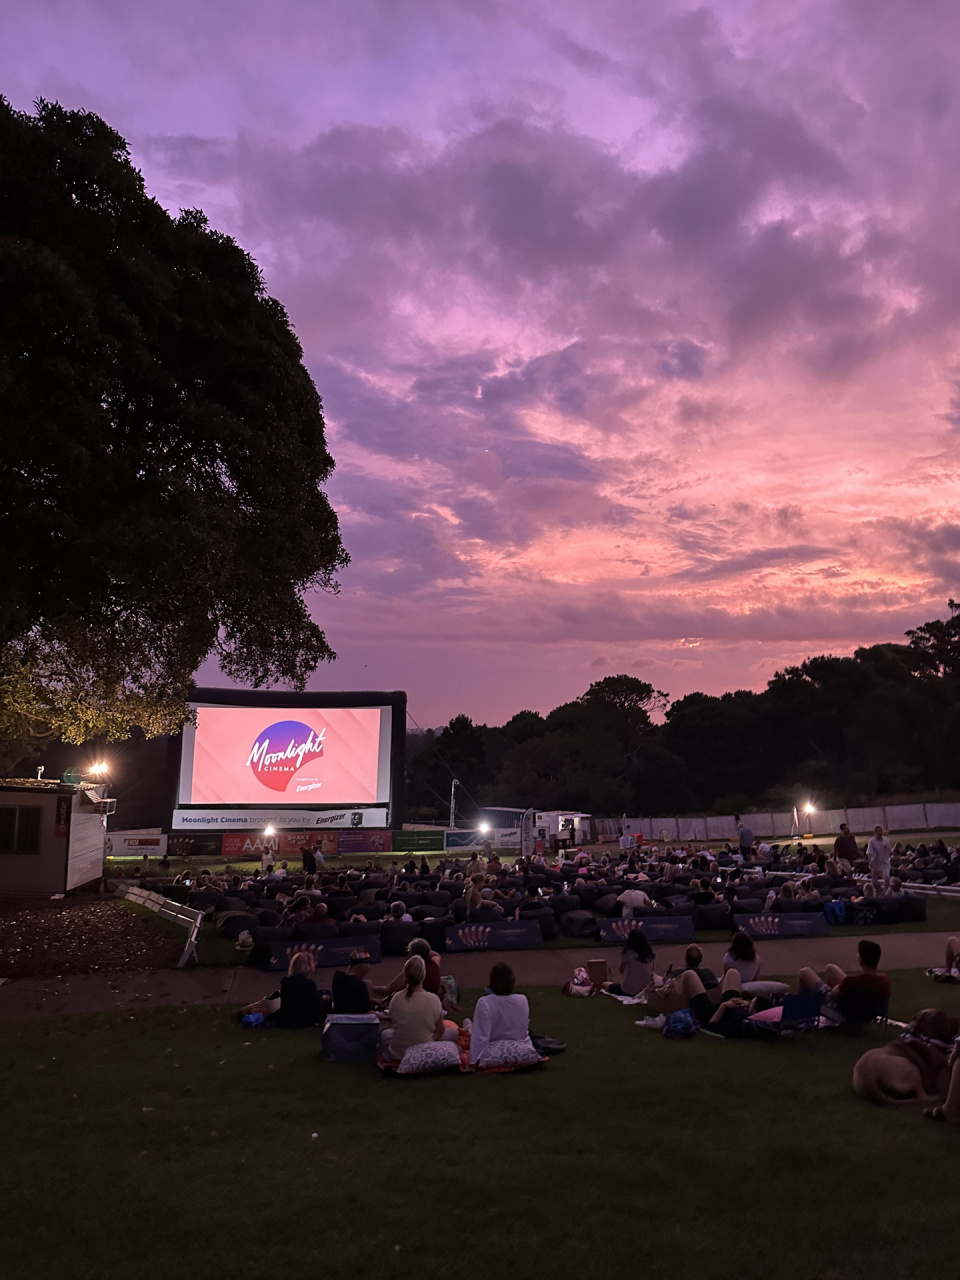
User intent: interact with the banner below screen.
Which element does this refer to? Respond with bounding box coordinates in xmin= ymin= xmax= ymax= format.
xmin=734 ymin=913 xmax=829 ymax=939
xmin=268 ymin=937 xmax=383 ymax=971
xmin=444 ymin=921 xmax=542 ymax=951
xmin=171 ymin=807 xmax=389 ymax=830
xmin=598 ymin=918 xmax=696 ymax=945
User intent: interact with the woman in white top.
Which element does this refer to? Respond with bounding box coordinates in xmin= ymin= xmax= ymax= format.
xmin=469 ymin=963 xmax=532 ymax=1066
xmin=722 ymin=930 xmax=761 ymax=982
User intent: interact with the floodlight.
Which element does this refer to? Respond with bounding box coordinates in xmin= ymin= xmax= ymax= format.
xmin=478 ymin=821 xmax=491 ymax=833
xmin=264 ymin=824 xmax=276 ymax=836
xmin=90 ymin=761 xmax=108 ymax=775
xmin=804 ymin=803 xmax=815 ymax=815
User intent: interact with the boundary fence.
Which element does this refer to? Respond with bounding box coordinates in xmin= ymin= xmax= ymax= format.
xmin=610 ymin=802 xmax=960 ymax=844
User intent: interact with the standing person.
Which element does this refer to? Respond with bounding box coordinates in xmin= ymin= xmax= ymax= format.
xmin=261 ymin=843 xmax=277 ymax=875
xmin=301 ymin=841 xmax=317 ymax=876
xmin=737 ymin=820 xmax=754 ymax=857
xmin=866 ymin=824 xmax=893 ymax=892
xmin=833 ymin=823 xmax=860 ymax=868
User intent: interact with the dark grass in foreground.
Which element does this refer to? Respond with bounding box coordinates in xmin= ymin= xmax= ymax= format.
xmin=3 ymin=973 xmax=960 ymax=1280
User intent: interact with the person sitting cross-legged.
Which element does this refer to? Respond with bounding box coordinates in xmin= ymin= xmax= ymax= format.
xmin=603 ymin=929 xmax=658 ymax=997
xmin=331 ymin=948 xmax=376 ymax=1014
xmin=380 ymin=955 xmax=458 ymax=1062
xmin=469 ymin=963 xmax=534 ymax=1066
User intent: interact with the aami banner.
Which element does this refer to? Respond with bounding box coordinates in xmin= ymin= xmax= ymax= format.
xmin=598 ymin=918 xmax=696 ymax=945
xmin=222 ymin=830 xmax=340 ymax=860
xmin=268 ymin=937 xmax=383 ymax=971
xmin=444 ymin=921 xmax=542 ymax=951
xmin=734 ymin=913 xmax=829 ymax=939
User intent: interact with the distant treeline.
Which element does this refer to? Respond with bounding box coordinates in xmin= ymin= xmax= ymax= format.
xmin=406 ymin=602 xmax=960 ymax=822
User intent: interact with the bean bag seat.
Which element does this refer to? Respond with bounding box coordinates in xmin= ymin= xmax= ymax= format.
xmin=254 ymin=908 xmax=282 ymax=927
xmin=218 ymin=896 xmax=248 ymax=913
xmin=427 ymin=891 xmax=452 ymax=909
xmin=559 ymin=909 xmax=599 ymax=939
xmin=693 ymin=904 xmax=732 ymax=931
xmin=899 ymin=894 xmax=927 ymax=922
xmin=293 ymin=921 xmax=340 ymax=940
xmin=338 ymin=919 xmax=382 ymax=937
xmin=380 ymin=921 xmax=421 ymax=956
xmin=733 ymin=898 xmax=764 ymax=913
xmin=594 ymin=894 xmax=619 ymax=917
xmin=417 ymin=918 xmax=451 ymax=951
xmin=217 ymin=912 xmax=259 ymax=939
xmin=549 ymin=893 xmax=582 ymax=918
xmin=516 ymin=907 xmax=558 ymax=941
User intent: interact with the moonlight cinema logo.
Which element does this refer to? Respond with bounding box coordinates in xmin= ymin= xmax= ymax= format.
xmin=246 ymin=721 xmax=326 ymax=793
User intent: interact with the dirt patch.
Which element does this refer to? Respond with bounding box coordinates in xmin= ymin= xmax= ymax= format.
xmin=0 ymin=895 xmax=182 ymax=979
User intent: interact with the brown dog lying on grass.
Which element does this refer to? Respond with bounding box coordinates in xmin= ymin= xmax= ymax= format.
xmin=853 ymin=1009 xmax=960 ymax=1106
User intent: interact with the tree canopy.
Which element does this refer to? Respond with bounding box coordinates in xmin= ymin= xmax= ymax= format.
xmin=0 ymin=99 xmax=347 ymax=760
xmin=405 ymin=606 xmax=960 ymax=821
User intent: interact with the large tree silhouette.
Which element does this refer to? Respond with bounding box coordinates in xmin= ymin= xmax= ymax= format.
xmin=0 ymin=99 xmax=347 ymax=758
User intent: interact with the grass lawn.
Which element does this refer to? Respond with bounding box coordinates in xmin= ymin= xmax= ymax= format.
xmin=3 ymin=970 xmax=960 ymax=1280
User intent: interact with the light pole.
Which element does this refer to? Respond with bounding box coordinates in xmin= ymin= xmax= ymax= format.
xmin=449 ymin=779 xmax=459 ymax=829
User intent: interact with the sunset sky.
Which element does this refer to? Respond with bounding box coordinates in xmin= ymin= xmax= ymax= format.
xmin=6 ymin=1 xmax=960 ymax=725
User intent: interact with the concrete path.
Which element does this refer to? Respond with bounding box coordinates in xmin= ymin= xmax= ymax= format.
xmin=0 ymin=931 xmax=953 ymax=1017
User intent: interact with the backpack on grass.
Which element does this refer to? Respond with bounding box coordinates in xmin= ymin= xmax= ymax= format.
xmin=662 ymin=1009 xmax=697 ymax=1039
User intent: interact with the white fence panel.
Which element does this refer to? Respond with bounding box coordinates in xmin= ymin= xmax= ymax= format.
xmin=926 ymin=804 xmax=960 ymax=828
xmin=747 ymin=813 xmax=775 ymax=838
xmin=885 ymin=804 xmax=927 ymax=831
xmin=653 ymin=817 xmax=679 ymax=841
xmin=847 ymin=806 xmax=885 ymax=832
xmin=706 ymin=815 xmax=736 ymax=840
xmin=677 ymin=817 xmax=698 ymax=842
xmin=809 ymin=810 xmax=836 ymax=836
xmin=771 ymin=811 xmax=796 ymax=837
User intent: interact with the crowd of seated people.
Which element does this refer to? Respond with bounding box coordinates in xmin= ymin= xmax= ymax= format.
xmin=141 ymin=824 xmax=948 ymax=961
xmin=243 ymin=940 xmax=536 ymax=1070
xmin=637 ymin=933 xmax=892 ymax=1036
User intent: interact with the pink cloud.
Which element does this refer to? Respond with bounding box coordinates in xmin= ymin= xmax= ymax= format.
xmin=5 ymin=0 xmax=960 ymax=723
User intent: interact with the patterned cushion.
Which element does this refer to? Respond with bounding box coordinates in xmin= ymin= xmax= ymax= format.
xmin=396 ymin=1039 xmax=462 ymax=1075
xmin=477 ymin=1038 xmax=541 ymax=1069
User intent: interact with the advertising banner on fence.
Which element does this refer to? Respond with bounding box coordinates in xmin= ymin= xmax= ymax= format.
xmin=268 ymin=936 xmax=383 ymax=971
xmin=444 ymin=921 xmax=542 ymax=951
xmin=168 ymin=833 xmax=223 ymax=860
xmin=393 ymin=831 xmax=445 ymax=852
xmin=337 ymin=830 xmax=393 ymax=855
xmin=734 ymin=913 xmax=829 ymax=938
xmin=598 ymin=918 xmax=696 ymax=945
xmin=106 ymin=831 xmax=168 ymax=858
